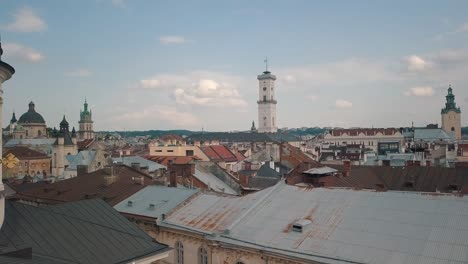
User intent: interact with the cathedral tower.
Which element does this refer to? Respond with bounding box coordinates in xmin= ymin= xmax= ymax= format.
xmin=441 ymin=84 xmax=461 ymax=140
xmin=78 ymin=99 xmax=94 ymax=140
xmin=257 ymin=60 xmax=278 ymax=133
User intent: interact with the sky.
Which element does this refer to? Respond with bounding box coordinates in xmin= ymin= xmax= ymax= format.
xmin=1 ymin=0 xmax=468 ymax=131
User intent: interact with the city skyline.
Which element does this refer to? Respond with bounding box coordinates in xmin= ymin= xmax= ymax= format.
xmin=1 ymin=1 xmax=468 ymax=131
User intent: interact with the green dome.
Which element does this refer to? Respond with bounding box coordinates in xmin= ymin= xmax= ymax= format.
xmin=18 ymin=101 xmax=46 ymax=124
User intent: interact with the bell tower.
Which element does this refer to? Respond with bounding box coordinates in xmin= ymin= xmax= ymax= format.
xmin=441 ymin=84 xmax=461 ymax=140
xmin=78 ymin=99 xmax=95 ymax=140
xmin=257 ymin=58 xmax=278 ymax=133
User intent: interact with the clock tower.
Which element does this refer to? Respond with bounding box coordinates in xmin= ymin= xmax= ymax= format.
xmin=257 ymin=59 xmax=278 ymax=133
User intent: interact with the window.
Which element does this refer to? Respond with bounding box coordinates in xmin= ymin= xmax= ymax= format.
xmin=263 ymin=95 xmax=266 ymax=101
xmin=263 ymin=87 xmax=266 ymax=91
xmin=451 ymin=127 xmax=455 ymax=131
xmin=198 ymin=247 xmax=208 ymax=264
xmin=38 ymin=130 xmax=42 ymax=137
xmin=175 ymin=241 xmax=184 ymax=264
xmin=167 ymin=150 xmax=174 ymax=153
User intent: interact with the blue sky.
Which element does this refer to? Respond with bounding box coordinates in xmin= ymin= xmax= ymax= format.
xmin=1 ymin=0 xmax=468 ymax=131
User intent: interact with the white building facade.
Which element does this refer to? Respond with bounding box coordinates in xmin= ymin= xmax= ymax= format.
xmin=257 ymin=69 xmax=278 ymax=133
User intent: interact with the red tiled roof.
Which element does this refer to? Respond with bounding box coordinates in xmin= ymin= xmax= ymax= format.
xmin=286 ymin=162 xmax=468 ymax=195
xmin=331 ymin=128 xmax=399 ymax=137
xmin=201 ymin=145 xmax=239 ymax=163
xmin=13 ymin=165 xmax=153 ymax=206
xmin=77 ymin=139 xmax=95 ymax=150
xmin=160 ymin=134 xmax=184 ymax=141
xmin=3 ymin=146 xmax=49 ymax=160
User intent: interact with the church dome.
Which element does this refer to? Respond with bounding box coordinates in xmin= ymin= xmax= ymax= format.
xmin=18 ymin=101 xmax=46 ymax=124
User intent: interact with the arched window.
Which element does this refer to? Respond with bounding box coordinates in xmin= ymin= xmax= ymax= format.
xmin=198 ymin=247 xmax=208 ymax=264
xmin=175 ymin=241 xmax=184 ymax=264
xmin=263 ymin=95 xmax=266 ymax=102
xmin=451 ymin=127 xmax=455 ymax=131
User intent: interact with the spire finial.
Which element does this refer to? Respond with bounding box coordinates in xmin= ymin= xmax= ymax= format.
xmin=264 ymin=57 xmax=268 ymax=72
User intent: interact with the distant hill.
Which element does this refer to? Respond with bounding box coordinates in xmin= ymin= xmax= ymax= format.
xmin=98 ymin=127 xmax=468 ymax=139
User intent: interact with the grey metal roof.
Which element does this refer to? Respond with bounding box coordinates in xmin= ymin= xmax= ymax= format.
xmin=112 ymin=155 xmax=166 ymax=171
xmin=303 ymin=166 xmax=338 ymax=175
xmin=114 ymin=185 xmax=198 ymax=219
xmin=414 ymin=128 xmax=453 ymax=141
xmin=0 ymin=199 xmax=170 ymax=263
xmin=164 ymin=182 xmax=468 ymax=264
xmin=194 ymin=168 xmax=238 ymax=195
xmin=66 ymin=150 xmax=97 ymax=170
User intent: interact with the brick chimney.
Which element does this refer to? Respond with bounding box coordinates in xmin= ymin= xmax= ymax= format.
xmin=342 ymin=160 xmax=351 ymax=177
xmin=239 ymin=174 xmax=250 ymax=187
xmin=426 ymin=160 xmax=432 ymax=167
xmin=406 ymin=160 xmax=414 ymax=167
xmin=169 ymin=171 xmax=177 ymax=187
xmin=414 ymin=160 xmax=421 ymax=166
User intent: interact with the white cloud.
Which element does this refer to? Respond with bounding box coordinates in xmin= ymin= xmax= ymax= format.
xmin=405 ymin=55 xmax=432 ymax=72
xmin=113 ymin=105 xmax=199 ymax=128
xmin=335 ymin=99 xmax=353 ymax=109
xmin=159 ymin=36 xmax=187 ymax=45
xmin=277 ymin=58 xmax=397 ymax=87
xmin=3 ymin=43 xmax=44 ymax=62
xmin=2 ymin=7 xmax=46 ymax=32
xmin=139 ymin=71 xmax=248 ymax=108
xmin=66 ymin=68 xmax=92 ymax=77
xmin=455 ymin=23 xmax=468 ymax=33
xmin=111 ymin=0 xmax=126 ymax=8
xmin=404 ymin=86 xmax=435 ymax=97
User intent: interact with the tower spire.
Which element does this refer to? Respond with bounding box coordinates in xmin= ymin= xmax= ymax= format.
xmin=264 ymin=57 xmax=268 ymax=73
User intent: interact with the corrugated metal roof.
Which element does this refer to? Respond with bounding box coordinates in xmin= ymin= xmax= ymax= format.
xmin=114 ymin=185 xmax=198 ymax=219
xmin=164 ymin=183 xmax=468 ymax=264
xmin=112 ymin=155 xmax=166 ymax=171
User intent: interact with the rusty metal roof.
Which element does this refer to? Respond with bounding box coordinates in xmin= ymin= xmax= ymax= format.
xmin=164 ymin=182 xmax=468 ymax=263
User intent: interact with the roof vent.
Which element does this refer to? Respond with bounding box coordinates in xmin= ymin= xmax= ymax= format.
xmin=127 ymin=200 xmax=133 ymax=207
xmin=148 ymin=203 xmax=155 ymax=210
xmin=292 ymin=219 xmax=312 ymax=233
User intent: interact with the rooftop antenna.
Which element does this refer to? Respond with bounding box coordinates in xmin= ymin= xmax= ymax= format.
xmin=264 ymin=57 xmax=268 ymax=72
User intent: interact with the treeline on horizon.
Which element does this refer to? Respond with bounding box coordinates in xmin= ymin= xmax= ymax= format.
xmin=96 ymin=126 xmax=468 ymax=139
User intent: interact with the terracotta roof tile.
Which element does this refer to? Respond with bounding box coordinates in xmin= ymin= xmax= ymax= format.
xmin=3 ymin=146 xmax=48 ymax=159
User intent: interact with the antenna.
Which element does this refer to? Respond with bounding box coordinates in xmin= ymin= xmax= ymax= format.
xmin=264 ymin=57 xmax=268 ymax=72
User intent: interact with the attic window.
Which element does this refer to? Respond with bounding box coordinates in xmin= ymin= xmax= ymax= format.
xmin=127 ymin=201 xmax=133 ymax=207
xmin=292 ymin=219 xmax=312 ymax=233
xmin=148 ymin=203 xmax=155 ymax=210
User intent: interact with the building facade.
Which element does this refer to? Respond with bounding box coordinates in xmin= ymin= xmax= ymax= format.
xmin=3 ymin=146 xmax=51 ymax=179
xmin=78 ymin=99 xmax=94 ymax=140
xmin=257 ymin=68 xmax=278 ymax=133
xmin=441 ymin=85 xmax=462 ymax=140
xmin=51 ymin=116 xmax=78 ymax=177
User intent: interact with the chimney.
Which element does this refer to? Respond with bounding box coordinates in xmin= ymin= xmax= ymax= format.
xmin=342 ymin=160 xmax=351 ymax=177
xmin=169 ymin=171 xmax=177 ymax=187
xmin=131 ymin=162 xmax=141 ymax=170
xmin=405 ymin=160 xmax=414 ymax=167
xmin=239 ymin=174 xmax=250 ymax=187
xmin=103 ymin=166 xmax=117 ymax=186
xmin=189 ymin=163 xmax=195 ymax=176
xmin=140 ymin=166 xmax=149 ymax=175
xmin=414 ymin=160 xmax=421 ymax=166
xmin=132 ymin=176 xmax=145 ymax=185
xmin=426 ymin=160 xmax=432 ymax=167
xmin=77 ymin=164 xmax=89 ymax=176
xmin=382 ymin=160 xmax=391 ymax=167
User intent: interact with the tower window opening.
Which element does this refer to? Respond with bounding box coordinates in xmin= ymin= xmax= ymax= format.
xmin=263 ymin=95 xmax=266 ymax=102
xmin=451 ymin=127 xmax=455 ymax=131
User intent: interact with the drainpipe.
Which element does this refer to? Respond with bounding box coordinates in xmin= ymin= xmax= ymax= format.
xmin=0 ymin=39 xmax=16 ymax=229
